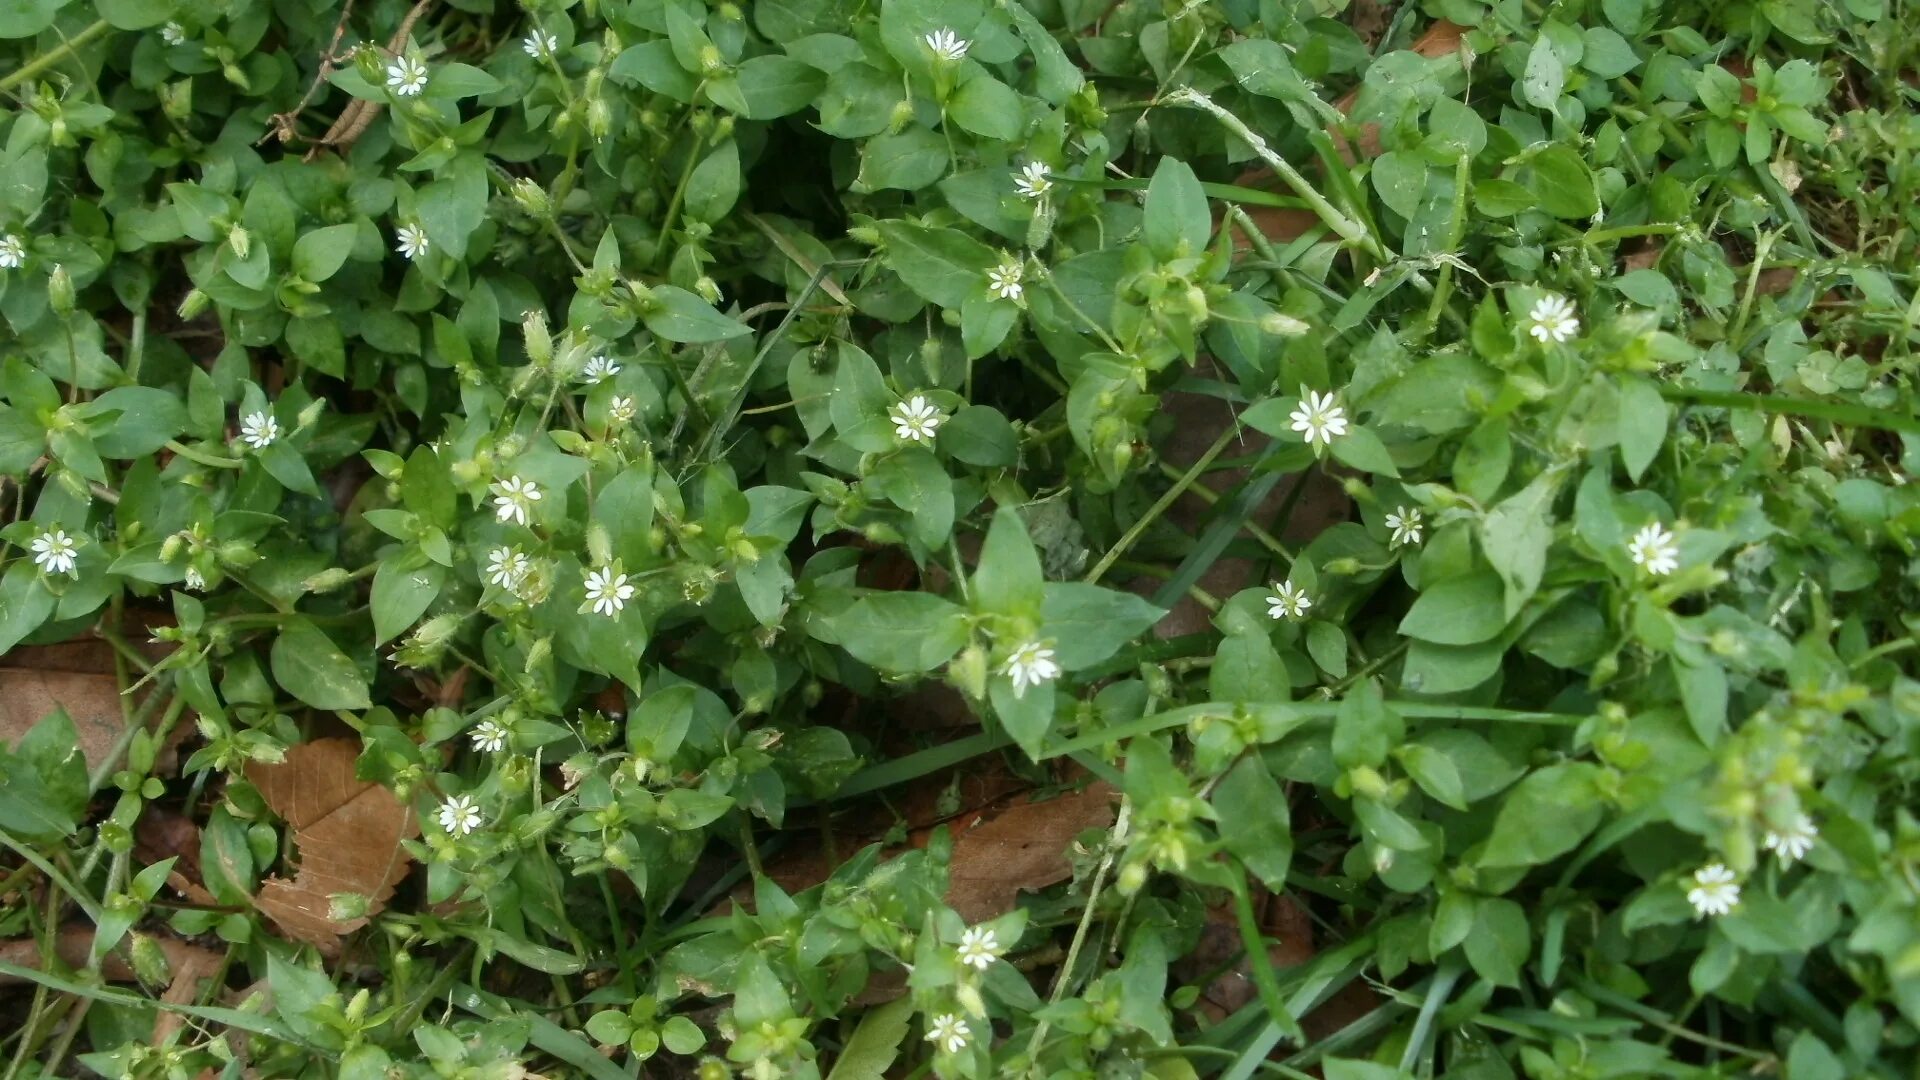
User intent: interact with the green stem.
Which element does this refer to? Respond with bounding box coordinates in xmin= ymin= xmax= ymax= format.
xmin=1228 ymin=873 xmax=1307 ymax=1044
xmin=1085 ymin=423 xmax=1242 ymax=585
xmin=1024 ymin=798 xmax=1130 ymax=1061
xmin=0 ymin=19 xmax=112 ymax=92
xmin=165 ymin=439 xmax=244 ymax=469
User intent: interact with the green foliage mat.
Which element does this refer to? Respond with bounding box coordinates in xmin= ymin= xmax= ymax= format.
xmin=1 ymin=0 xmax=1917 ymax=1075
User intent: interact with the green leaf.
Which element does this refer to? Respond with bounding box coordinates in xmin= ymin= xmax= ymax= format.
xmin=372 ymin=559 xmax=444 ymax=645
xmin=86 ymin=387 xmax=185 ymax=458
xmin=1521 ymin=35 xmax=1565 ymax=108
xmin=0 ymin=561 xmax=54 ymax=654
xmin=1479 ymin=763 xmax=1606 ymax=868
xmin=1464 ymin=897 xmax=1530 ymax=986
xmin=1371 ymin=151 xmax=1427 ymax=219
xmin=1039 ymin=583 xmax=1164 ymax=669
xmin=1144 ymin=157 xmax=1210 ymax=260
xmin=990 ymin=677 xmax=1055 ymax=757
xmin=1333 ymin=678 xmax=1402 ymax=769
xmin=291 ymin=224 xmax=359 ymax=282
xmin=868 ymin=449 xmax=953 ymax=549
xmin=1481 ymin=470 xmax=1561 ymax=618
xmin=609 ymin=40 xmax=698 ymax=101
xmin=0 ymin=0 xmax=66 ymax=38
xmin=1615 ymin=375 xmax=1669 ymax=482
xmin=874 ymin=220 xmax=996 ymax=309
xmin=598 ymin=466 xmax=657 ymax=567
xmin=1328 ymin=425 xmax=1399 ymax=476
xmin=1397 ymin=743 xmax=1468 ymax=810
xmin=0 ymin=709 xmax=88 ymax=840
xmin=730 ymin=55 xmax=825 ymax=119
xmin=642 ymin=286 xmax=748 ymax=342
xmin=859 ymin=126 xmax=949 ymax=191
xmin=1398 ymin=571 xmax=1507 ymax=645
xmin=939 ymin=404 xmax=1017 ymax=466
xmin=1527 ymin=146 xmax=1599 ymax=219
xmin=973 ymin=506 xmax=1044 ymax=618
xmin=271 ymin=617 xmax=372 ymax=711
xmin=96 ymin=0 xmax=172 ymax=29
xmin=0 ymin=405 xmax=45 ymax=474
xmin=824 ymin=996 xmax=915 ymax=1080
xmin=827 ymin=592 xmax=969 ymax=673
xmin=947 ymin=74 xmax=1024 ymax=140
xmin=1215 ymin=757 xmax=1292 ymax=890
xmin=1003 ymin=0 xmax=1082 ymax=104
xmin=685 ymin=141 xmax=741 ymax=224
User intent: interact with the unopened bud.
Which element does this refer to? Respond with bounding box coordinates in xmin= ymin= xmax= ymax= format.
xmin=303 ymin=567 xmax=354 ymax=593
xmin=695 ymin=276 xmax=722 ymax=304
xmin=587 ymin=97 xmax=612 ymax=141
xmin=129 ymin=934 xmax=172 ymax=987
xmin=586 ymin=524 xmax=613 ymax=567
xmin=1261 ymin=312 xmax=1311 ymax=336
xmin=511 ymin=178 xmax=550 ymax=216
xmin=177 ymin=289 xmax=210 ymax=319
xmin=227 ymin=225 xmax=250 ymax=260
xmin=216 ymin=541 xmax=260 ymax=567
xmin=522 ymin=309 xmax=552 ymax=366
xmin=47 ymin=264 xmax=74 ymax=316
xmin=328 ymin=892 xmax=371 ymax=922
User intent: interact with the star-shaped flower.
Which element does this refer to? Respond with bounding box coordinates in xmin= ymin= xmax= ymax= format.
xmin=1013 ymin=161 xmax=1053 ymax=199
xmin=1288 ymin=389 xmax=1348 ymax=447
xmin=470 ymin=720 xmax=509 ymax=753
xmin=1685 ymin=863 xmax=1740 ymax=918
xmin=0 ymin=234 xmax=23 ymax=270
xmin=386 ymin=55 xmax=429 ymax=97
xmin=1266 ymin=580 xmax=1311 ymax=620
xmin=1627 ymin=522 xmax=1679 ymax=576
xmin=523 ymin=30 xmax=559 ymax=57
xmin=160 ymin=21 xmax=187 ymax=45
xmin=581 ymin=355 xmax=620 ymax=384
xmin=956 ymin=926 xmax=1001 ymax=971
xmin=1003 ymin=641 xmax=1059 ymax=697
xmin=986 ymin=260 xmax=1023 ymax=301
xmin=30 ymin=529 xmax=79 ymax=576
xmin=925 ymin=1013 xmax=970 ymax=1055
xmin=584 ymin=566 xmax=634 ymax=616
xmin=1762 ymin=814 xmax=1817 ymax=865
xmin=239 ymin=411 xmax=278 ymax=450
xmin=485 ymin=546 xmax=530 ymax=590
xmin=395 ymin=223 xmax=430 ymax=261
xmin=1385 ymin=506 xmax=1423 ymax=548
xmin=492 ymin=475 xmax=542 ymax=526
xmin=890 ymin=395 xmax=944 ymax=444
xmin=438 ymin=794 xmax=483 ymax=836
xmin=1527 ymin=294 xmax=1580 ymax=343
xmin=608 ymin=395 xmax=637 ymax=425
xmin=923 ymin=28 xmax=970 ymax=62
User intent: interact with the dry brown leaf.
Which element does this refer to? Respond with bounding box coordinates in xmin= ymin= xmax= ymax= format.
xmin=0 ymin=926 xmax=223 ymax=988
xmin=0 ymin=637 xmax=184 ymax=775
xmin=943 ymin=783 xmax=1114 ymax=923
xmin=245 ymin=739 xmax=419 ymax=954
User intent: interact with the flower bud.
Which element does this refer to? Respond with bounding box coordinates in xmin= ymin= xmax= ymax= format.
xmin=522 ymin=309 xmax=553 ymax=367
xmin=216 ymin=541 xmax=260 ymax=568
xmin=303 ymin=567 xmax=354 ymax=593
xmin=695 ymin=276 xmax=721 ymax=304
xmin=586 ymin=523 xmax=613 ymax=567
xmin=47 ymin=263 xmax=74 ymax=316
xmin=1261 ymin=312 xmax=1311 ymax=336
xmin=328 ymin=892 xmax=371 ymax=922
xmin=177 ymin=289 xmax=210 ymax=320
xmin=511 ymin=177 xmax=551 ymax=216
xmin=129 ymin=934 xmax=172 ymax=987
xmin=296 ymin=399 xmax=327 ymax=431
xmin=587 ymin=97 xmax=612 ymax=142
xmin=227 ymin=225 xmax=250 ymax=261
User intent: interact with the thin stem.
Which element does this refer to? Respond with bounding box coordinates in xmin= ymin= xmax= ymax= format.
xmin=0 ymin=18 xmax=112 ymax=92
xmin=164 ymin=440 xmax=243 ymax=470
xmin=1024 ymin=798 xmax=1130 ymax=1060
xmin=1086 ymin=423 xmax=1242 ymax=585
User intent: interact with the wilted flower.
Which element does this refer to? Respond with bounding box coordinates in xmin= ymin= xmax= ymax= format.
xmin=1003 ymin=641 xmax=1059 ymax=697
xmin=184 ymin=566 xmax=206 ymax=590
xmin=1266 ymin=580 xmax=1311 ymax=620
xmin=160 ymin=21 xmax=186 ymax=45
xmin=890 ymin=395 xmax=944 ymax=444
xmin=1686 ymin=863 xmax=1740 ymax=917
xmin=1527 ymin=294 xmax=1580 ymax=343
xmin=1627 ymin=522 xmax=1679 ymax=576
xmin=1288 ymin=389 xmax=1348 ymax=447
xmin=386 ymin=55 xmax=429 ymax=97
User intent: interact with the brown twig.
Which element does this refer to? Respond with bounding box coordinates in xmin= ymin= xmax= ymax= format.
xmin=304 ymin=0 xmax=434 ymax=159
xmin=262 ymin=0 xmax=359 ymax=145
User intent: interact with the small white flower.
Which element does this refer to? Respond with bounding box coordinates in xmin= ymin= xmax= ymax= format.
xmin=0 ymin=234 xmax=27 ymax=270
xmin=1013 ymin=161 xmax=1053 ymax=199
xmin=1265 ymin=580 xmax=1311 ymax=620
xmin=1385 ymin=506 xmax=1423 ymax=548
xmin=239 ymin=411 xmax=278 ymax=450
xmin=580 ymin=355 xmax=620 ymax=384
xmin=160 ymin=21 xmax=186 ymax=45
xmin=1527 ymin=294 xmax=1580 ymax=343
xmin=438 ymin=794 xmax=483 ymax=836
xmin=583 ymin=566 xmax=634 ymax=616
xmin=1288 ymin=388 xmax=1348 ymax=447
xmin=1686 ymin=863 xmax=1740 ymax=918
xmin=386 ymin=55 xmax=429 ymax=97
xmin=485 ymin=546 xmax=530 ymax=589
xmin=522 ymin=29 xmax=559 ymax=57
xmin=986 ymin=260 xmax=1023 ymax=301
xmin=607 ymin=395 xmax=637 ymax=425
xmin=956 ymin=926 xmax=1001 ymax=971
xmin=1762 ymin=814 xmax=1818 ymax=865
xmin=184 ymin=566 xmax=206 ymax=590
xmin=395 ymin=223 xmax=430 ymax=261
xmin=470 ymin=720 xmax=509 ymax=753
xmin=890 ymin=395 xmax=944 ymax=444
xmin=492 ymin=475 xmax=542 ymax=526
xmin=925 ymin=1013 xmax=970 ymax=1055
xmin=1627 ymin=522 xmax=1679 ymax=576
xmin=30 ymin=529 xmax=79 ymax=576
xmin=923 ymin=28 xmax=970 ymax=62
xmin=1003 ymin=641 xmax=1059 ymax=697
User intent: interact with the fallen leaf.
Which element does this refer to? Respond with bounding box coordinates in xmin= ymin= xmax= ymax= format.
xmin=0 ymin=925 xmax=223 ymax=989
xmin=941 ymin=783 xmax=1114 ymax=923
xmin=245 ymin=739 xmax=419 ymax=954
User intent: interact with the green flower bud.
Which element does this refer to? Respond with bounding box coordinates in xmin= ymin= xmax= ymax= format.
xmin=522 ymin=309 xmax=553 ymax=367
xmin=303 ymin=567 xmax=354 ymax=593
xmin=587 ymin=97 xmax=612 ymax=141
xmin=177 ymin=288 xmax=210 ymax=319
xmin=227 ymin=224 xmax=250 ymax=260
xmin=216 ymin=541 xmax=260 ymax=567
xmin=511 ymin=177 xmax=551 ymax=216
xmin=328 ymin=892 xmax=371 ymax=922
xmin=47 ymin=263 xmax=74 ymax=316
xmin=129 ymin=933 xmax=172 ymax=987
xmin=1261 ymin=312 xmax=1311 ymax=336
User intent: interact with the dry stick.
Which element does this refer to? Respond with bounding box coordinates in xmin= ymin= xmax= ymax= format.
xmin=263 ymin=0 xmax=359 ymax=145
xmin=310 ymin=0 xmax=434 ymax=157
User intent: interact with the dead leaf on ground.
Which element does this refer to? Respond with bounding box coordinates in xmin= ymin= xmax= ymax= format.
xmin=941 ymin=782 xmax=1115 ymax=923
xmin=0 ymin=637 xmax=182 ymax=775
xmin=0 ymin=925 xmax=224 ymax=988
xmin=245 ymin=739 xmax=419 ymax=954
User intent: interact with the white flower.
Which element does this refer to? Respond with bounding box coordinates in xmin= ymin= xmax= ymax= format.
xmin=1003 ymin=641 xmax=1059 ymax=697
xmin=925 ymin=1014 xmax=970 ymax=1055
xmin=386 ymin=55 xmax=429 ymax=97
xmin=923 ymin=29 xmax=970 ymax=62
xmin=1762 ymin=814 xmax=1818 ymax=865
xmin=160 ymin=21 xmax=186 ymax=45
xmin=522 ymin=30 xmax=559 ymax=57
xmin=395 ymin=223 xmax=430 ymax=261
xmin=956 ymin=926 xmax=1001 ymax=971
xmin=471 ymin=720 xmax=509 ymax=753
xmin=1686 ymin=863 xmax=1740 ymax=918
xmin=890 ymin=395 xmax=944 ymax=444
xmin=986 ymin=260 xmax=1023 ymax=301
xmin=239 ymin=411 xmax=278 ymax=450
xmin=0 ymin=234 xmax=26 ymax=270
xmin=1627 ymin=522 xmax=1679 ymax=576
xmin=1265 ymin=580 xmax=1311 ymax=620
xmin=583 ymin=566 xmax=634 ymax=617
xmin=438 ymin=794 xmax=483 ymax=836
xmin=485 ymin=546 xmax=530 ymax=589
xmin=580 ymin=355 xmax=620 ymax=384
xmin=30 ymin=529 xmax=79 ymax=576
xmin=607 ymin=395 xmax=637 ymax=425
xmin=1527 ymin=294 xmax=1580 ymax=343
xmin=1013 ymin=161 xmax=1053 ymax=199
xmin=1288 ymin=388 xmax=1348 ymax=447
xmin=1385 ymin=507 xmax=1423 ymax=548
xmin=492 ymin=475 xmax=542 ymax=526
xmin=184 ymin=566 xmax=206 ymax=590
